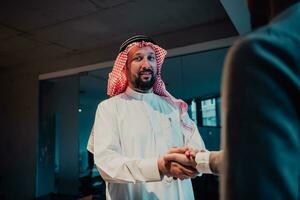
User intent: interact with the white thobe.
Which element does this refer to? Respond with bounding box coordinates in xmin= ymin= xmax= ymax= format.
xmin=87 ymin=87 xmax=206 ymax=200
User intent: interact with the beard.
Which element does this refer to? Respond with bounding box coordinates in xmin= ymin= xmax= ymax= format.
xmin=134 ymin=70 xmax=156 ymax=92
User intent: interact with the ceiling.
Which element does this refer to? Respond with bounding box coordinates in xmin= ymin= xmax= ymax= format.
xmin=0 ymin=0 xmax=240 ymax=71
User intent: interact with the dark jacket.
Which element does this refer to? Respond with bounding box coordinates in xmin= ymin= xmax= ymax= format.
xmin=221 ymin=2 xmax=300 ymax=200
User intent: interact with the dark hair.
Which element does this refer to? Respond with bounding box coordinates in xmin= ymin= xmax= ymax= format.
xmin=248 ymin=0 xmax=300 ymax=29
xmin=271 ymin=0 xmax=300 ymax=17
xmin=248 ymin=0 xmax=270 ymax=29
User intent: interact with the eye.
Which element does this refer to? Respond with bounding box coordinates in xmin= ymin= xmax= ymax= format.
xmin=133 ymin=56 xmax=142 ymax=61
xmin=148 ymin=55 xmax=155 ymax=61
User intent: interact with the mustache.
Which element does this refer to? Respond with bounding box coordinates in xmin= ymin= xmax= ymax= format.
xmin=138 ymin=69 xmax=154 ymax=75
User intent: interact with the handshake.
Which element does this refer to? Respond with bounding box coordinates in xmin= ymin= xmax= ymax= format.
xmin=158 ymin=147 xmax=222 ymax=180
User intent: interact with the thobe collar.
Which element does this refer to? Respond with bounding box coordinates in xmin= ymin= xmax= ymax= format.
xmin=125 ymin=87 xmax=155 ymax=102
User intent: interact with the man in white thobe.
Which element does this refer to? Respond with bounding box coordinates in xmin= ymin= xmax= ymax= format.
xmin=87 ymin=35 xmax=209 ymax=200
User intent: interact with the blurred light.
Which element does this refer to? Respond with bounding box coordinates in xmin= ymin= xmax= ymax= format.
xmin=78 ymin=108 xmax=82 ymax=112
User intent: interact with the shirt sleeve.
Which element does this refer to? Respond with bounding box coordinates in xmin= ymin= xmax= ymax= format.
xmin=92 ymin=101 xmax=162 ymax=184
xmin=86 ymin=129 xmax=94 ymax=154
xmin=195 ymin=151 xmax=212 ymax=174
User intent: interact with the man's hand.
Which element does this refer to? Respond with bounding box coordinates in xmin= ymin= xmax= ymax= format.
xmin=164 ymin=147 xmax=223 ymax=175
xmin=157 ymin=155 xmax=198 ymax=180
xmin=164 ymin=152 xmax=197 ymax=168
xmin=208 ymin=151 xmax=223 ymax=174
xmin=165 ymin=146 xmax=200 ymax=167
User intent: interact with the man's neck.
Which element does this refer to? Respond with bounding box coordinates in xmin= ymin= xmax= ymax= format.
xmin=128 ymin=85 xmax=153 ymax=93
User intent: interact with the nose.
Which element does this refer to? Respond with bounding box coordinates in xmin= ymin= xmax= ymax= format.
xmin=141 ymin=58 xmax=151 ymax=69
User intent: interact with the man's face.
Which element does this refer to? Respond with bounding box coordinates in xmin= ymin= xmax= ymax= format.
xmin=126 ymin=45 xmax=157 ymax=92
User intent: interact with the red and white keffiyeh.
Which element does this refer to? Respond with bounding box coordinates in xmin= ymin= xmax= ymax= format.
xmin=107 ymin=41 xmax=194 ymax=133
